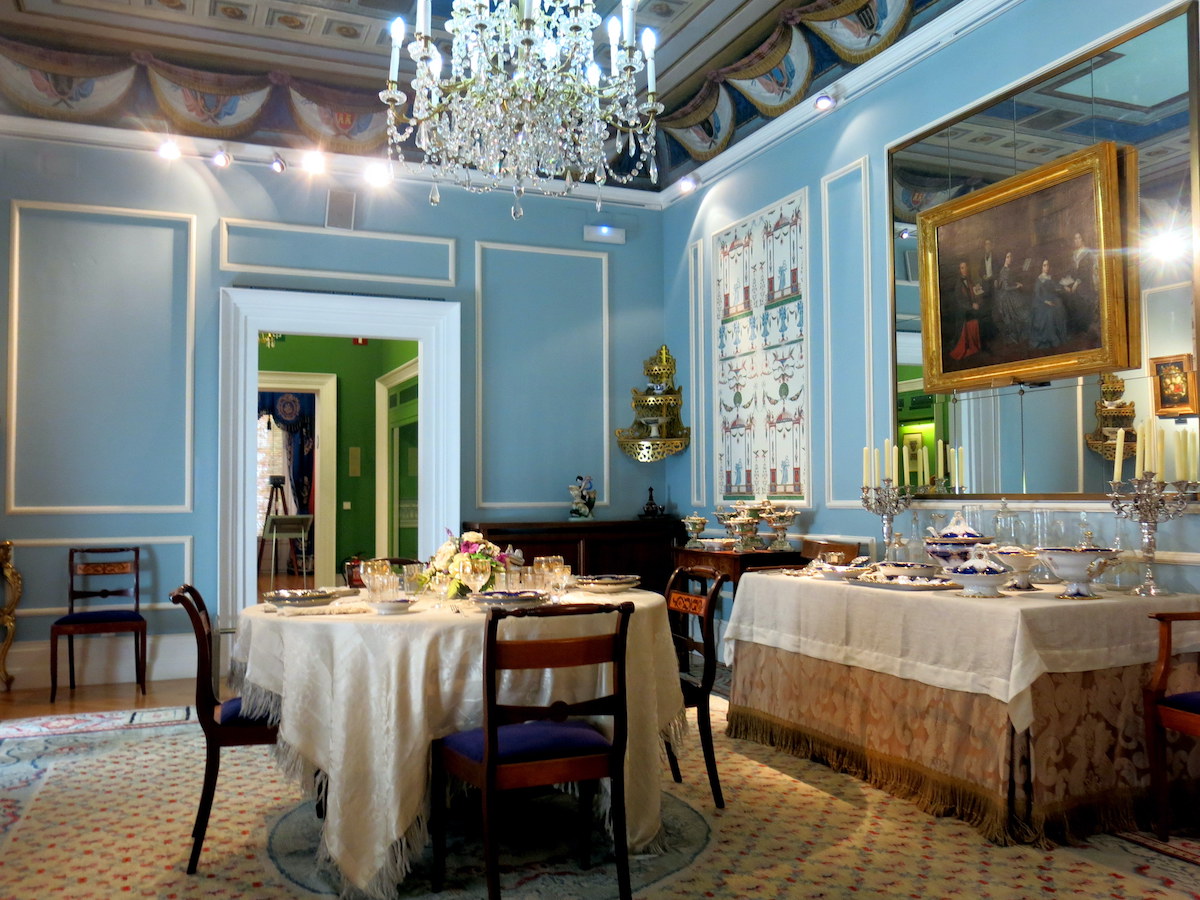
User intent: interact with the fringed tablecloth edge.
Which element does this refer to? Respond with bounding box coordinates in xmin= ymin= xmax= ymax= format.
xmin=725 ymin=703 xmax=1031 ymax=847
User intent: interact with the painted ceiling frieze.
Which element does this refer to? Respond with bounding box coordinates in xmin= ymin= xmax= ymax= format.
xmin=663 ymin=0 xmax=922 ymax=163
xmin=137 ymin=52 xmax=274 ymax=139
xmin=715 ymin=24 xmax=813 ymax=118
xmin=0 ymin=37 xmax=137 ymax=123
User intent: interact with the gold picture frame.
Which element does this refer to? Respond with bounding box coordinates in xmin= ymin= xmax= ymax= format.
xmin=917 ymin=142 xmax=1136 ymax=394
xmin=1150 ymin=354 xmax=1199 ymax=417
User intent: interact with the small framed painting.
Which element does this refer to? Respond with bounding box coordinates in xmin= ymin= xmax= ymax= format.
xmin=1150 ymin=354 xmax=1199 ymax=417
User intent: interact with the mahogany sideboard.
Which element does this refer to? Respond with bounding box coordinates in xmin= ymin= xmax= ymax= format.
xmin=464 ymin=518 xmax=686 ymax=593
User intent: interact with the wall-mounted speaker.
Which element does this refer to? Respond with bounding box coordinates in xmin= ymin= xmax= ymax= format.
xmin=326 ymin=190 xmax=357 ymax=230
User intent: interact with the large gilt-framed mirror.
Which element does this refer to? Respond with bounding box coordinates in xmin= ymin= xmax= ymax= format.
xmin=889 ymin=4 xmax=1195 ymax=497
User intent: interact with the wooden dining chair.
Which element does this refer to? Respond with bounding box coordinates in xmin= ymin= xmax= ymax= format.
xmin=170 ymin=585 xmax=278 ymax=874
xmin=1143 ymin=610 xmax=1200 ymax=839
xmin=430 ymin=601 xmax=635 ymax=900
xmin=662 ymin=564 xmax=729 ymax=808
xmin=50 ymin=546 xmax=146 ymax=702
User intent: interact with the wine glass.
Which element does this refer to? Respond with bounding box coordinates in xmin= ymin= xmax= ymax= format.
xmin=546 ymin=563 xmax=572 ymax=602
xmin=532 ymin=556 xmax=563 ymax=590
xmin=458 ymin=558 xmax=493 ymax=595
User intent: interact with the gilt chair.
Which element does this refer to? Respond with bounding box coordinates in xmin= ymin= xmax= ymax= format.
xmin=50 ymin=546 xmax=146 ymax=702
xmin=170 ymin=585 xmax=278 ymax=874
xmin=430 ymin=601 xmax=635 ymax=900
xmin=1143 ymin=610 xmax=1200 ymax=839
xmin=662 ymin=564 xmax=729 ymax=808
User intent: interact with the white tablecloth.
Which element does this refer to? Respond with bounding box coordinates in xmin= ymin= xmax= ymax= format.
xmin=723 ymin=573 xmax=1200 ymax=731
xmin=230 ymin=589 xmax=683 ymax=899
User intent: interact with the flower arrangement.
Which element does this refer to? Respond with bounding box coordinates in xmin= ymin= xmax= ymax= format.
xmin=423 ymin=529 xmax=522 ymax=598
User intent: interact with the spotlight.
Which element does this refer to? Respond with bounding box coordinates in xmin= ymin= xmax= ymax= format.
xmin=897 ymin=227 xmax=913 ymax=240
xmin=678 ymin=174 xmax=700 ymax=194
xmin=364 ymin=160 xmax=393 ymax=187
xmin=302 ymin=151 xmax=326 ymax=175
xmin=211 ymin=147 xmax=233 ymax=168
xmin=813 ymin=92 xmax=837 ymax=112
xmin=1145 ymin=229 xmax=1190 ymax=262
xmin=158 ymin=138 xmax=181 ymax=160
xmin=270 ymin=153 xmax=287 ymax=174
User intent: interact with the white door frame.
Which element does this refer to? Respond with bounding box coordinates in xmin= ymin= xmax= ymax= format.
xmin=375 ymin=358 xmax=420 ymax=557
xmin=219 ymin=288 xmax=461 ymax=629
xmin=257 ymin=371 xmax=337 ymax=585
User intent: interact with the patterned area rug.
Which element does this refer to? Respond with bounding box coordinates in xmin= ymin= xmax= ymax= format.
xmin=1 ymin=699 xmax=1198 ymax=898
xmin=0 ymin=706 xmax=194 ymax=738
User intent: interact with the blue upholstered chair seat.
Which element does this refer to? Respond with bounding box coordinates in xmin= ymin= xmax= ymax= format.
xmin=54 ymin=609 xmax=144 ymax=626
xmin=1162 ymin=691 xmax=1200 ymax=715
xmin=443 ymin=719 xmax=610 ymax=764
xmin=217 ymin=697 xmax=273 ymax=727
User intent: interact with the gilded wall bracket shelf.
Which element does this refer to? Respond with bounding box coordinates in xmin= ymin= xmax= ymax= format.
xmin=616 ymin=345 xmax=691 ymax=463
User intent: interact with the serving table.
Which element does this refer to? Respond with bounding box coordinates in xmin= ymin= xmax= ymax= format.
xmin=723 ymin=572 xmax=1200 ymax=844
xmin=671 ymin=547 xmax=809 ymax=586
xmin=230 ymin=588 xmax=683 ymax=899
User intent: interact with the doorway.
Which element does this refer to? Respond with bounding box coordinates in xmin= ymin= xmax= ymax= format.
xmin=375 ymin=358 xmax=419 ymax=558
xmin=218 ymin=288 xmax=461 ymax=629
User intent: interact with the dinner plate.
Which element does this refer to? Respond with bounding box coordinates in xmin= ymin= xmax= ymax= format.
xmin=363 ymin=599 xmax=416 ymax=615
xmin=574 ymin=575 xmax=640 ymax=593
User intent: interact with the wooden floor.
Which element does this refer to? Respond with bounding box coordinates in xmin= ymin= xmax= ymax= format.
xmin=0 ymin=571 xmax=318 ymax=722
xmin=0 ymin=677 xmax=197 ymax=720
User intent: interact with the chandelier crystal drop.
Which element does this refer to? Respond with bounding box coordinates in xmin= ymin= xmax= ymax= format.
xmin=379 ymin=0 xmax=660 ymax=212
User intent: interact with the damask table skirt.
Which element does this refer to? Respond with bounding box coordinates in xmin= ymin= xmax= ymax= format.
xmin=727 ymin=639 xmax=1200 ymax=845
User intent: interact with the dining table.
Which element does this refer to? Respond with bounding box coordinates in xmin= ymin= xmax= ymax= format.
xmin=228 ymin=587 xmax=685 ymax=900
xmin=722 ymin=569 xmax=1200 ymax=844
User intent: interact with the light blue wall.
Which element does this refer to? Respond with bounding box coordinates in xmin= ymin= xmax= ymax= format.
xmin=0 ymin=133 xmax=663 ymax=653
xmin=660 ymin=0 xmax=1200 ymax=591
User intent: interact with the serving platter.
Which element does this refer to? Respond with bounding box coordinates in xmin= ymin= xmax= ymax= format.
xmin=854 ymin=574 xmax=957 ymax=591
xmin=813 ymin=566 xmax=871 ymax=580
xmin=470 ymin=590 xmax=550 ymax=606
xmin=261 ymin=587 xmax=358 ymax=608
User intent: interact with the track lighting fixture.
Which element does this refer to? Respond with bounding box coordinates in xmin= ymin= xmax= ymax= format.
xmin=270 ymin=153 xmax=287 ymax=174
xmin=211 ymin=147 xmax=233 ymax=168
xmin=158 ymin=138 xmax=181 ymax=160
xmin=813 ymin=92 xmax=837 ymax=112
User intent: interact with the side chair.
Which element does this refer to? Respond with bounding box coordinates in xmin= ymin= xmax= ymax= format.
xmin=50 ymin=546 xmax=146 ymax=702
xmin=170 ymin=584 xmax=277 ymax=874
xmin=1143 ymin=610 xmax=1200 ymax=839
xmin=662 ymin=564 xmax=729 ymax=808
xmin=430 ymin=601 xmax=635 ymax=900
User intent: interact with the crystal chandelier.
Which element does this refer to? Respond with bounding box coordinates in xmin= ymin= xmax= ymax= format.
xmin=380 ymin=0 xmax=660 ymax=218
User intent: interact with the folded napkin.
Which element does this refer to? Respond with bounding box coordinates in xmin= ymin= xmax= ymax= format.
xmin=270 ymin=601 xmax=371 ymax=617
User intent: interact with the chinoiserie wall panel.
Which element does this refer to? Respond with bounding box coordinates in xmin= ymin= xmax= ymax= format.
xmin=820 ymin=158 xmax=872 ymax=508
xmin=220 ymin=218 xmax=455 ymax=286
xmin=8 ymin=202 xmax=195 ymax=513
xmin=475 ymin=241 xmax=609 ymax=508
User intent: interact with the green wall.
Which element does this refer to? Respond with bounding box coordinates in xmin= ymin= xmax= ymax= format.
xmin=259 ymin=335 xmax=418 ymax=570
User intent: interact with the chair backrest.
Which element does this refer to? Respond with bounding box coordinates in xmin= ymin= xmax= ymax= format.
xmin=169 ymin=584 xmax=220 ymax=726
xmin=800 ymin=538 xmax=861 ymax=565
xmin=1146 ymin=611 xmax=1200 ymax=700
xmin=482 ymin=601 xmax=634 ymax=759
xmin=68 ymin=546 xmax=140 ymax=614
xmin=663 ymin=565 xmax=729 ymax=692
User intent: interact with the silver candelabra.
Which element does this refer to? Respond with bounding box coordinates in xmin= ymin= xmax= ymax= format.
xmin=861 ymin=479 xmax=914 ymax=562
xmin=1107 ymin=472 xmax=1196 ymax=596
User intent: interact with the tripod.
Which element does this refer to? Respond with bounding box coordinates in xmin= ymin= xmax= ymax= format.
xmin=257 ymin=476 xmax=296 ymax=576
